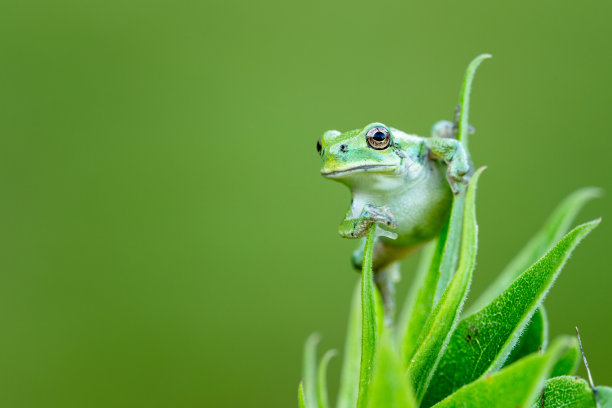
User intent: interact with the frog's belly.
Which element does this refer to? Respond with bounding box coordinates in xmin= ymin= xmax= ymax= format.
xmin=379 ymin=167 xmax=452 ymax=250
xmin=350 ymin=162 xmax=453 ymax=271
xmin=368 ymin=187 xmax=451 ymax=271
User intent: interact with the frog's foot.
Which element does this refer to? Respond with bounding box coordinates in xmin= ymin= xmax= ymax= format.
xmin=432 ymin=120 xmax=454 ymax=139
xmin=339 ymin=204 xmax=397 ymax=239
xmin=376 ymin=225 xmax=398 ymax=240
xmin=363 ymin=205 xmax=398 ymax=239
xmin=446 ymin=161 xmax=470 ymax=194
xmin=432 ymin=119 xmax=475 ymax=139
xmin=364 ymin=204 xmax=397 ymax=230
xmin=427 ymin=136 xmax=472 ymax=195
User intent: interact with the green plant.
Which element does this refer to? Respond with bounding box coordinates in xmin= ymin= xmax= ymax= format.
xmin=299 ymin=56 xmax=610 ymax=408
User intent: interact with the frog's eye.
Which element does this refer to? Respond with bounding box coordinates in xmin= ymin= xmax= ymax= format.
xmin=366 ymin=127 xmax=391 ymax=150
xmin=316 ymin=139 xmax=323 ymax=155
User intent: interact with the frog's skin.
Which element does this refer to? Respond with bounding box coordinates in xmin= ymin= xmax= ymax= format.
xmin=317 ymin=121 xmax=471 ymax=319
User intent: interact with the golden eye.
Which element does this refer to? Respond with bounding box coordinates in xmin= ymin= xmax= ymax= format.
xmin=366 ymin=126 xmax=391 ymax=150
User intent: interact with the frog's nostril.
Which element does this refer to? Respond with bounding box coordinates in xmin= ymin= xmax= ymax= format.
xmin=340 ymin=144 xmax=348 ymax=153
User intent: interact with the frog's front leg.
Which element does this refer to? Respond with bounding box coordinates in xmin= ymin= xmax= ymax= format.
xmin=426 ymin=137 xmax=470 ymax=194
xmin=338 ymin=204 xmax=398 ymax=240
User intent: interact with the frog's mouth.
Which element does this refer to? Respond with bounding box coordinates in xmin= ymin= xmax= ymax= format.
xmin=321 ymin=164 xmax=397 ymax=178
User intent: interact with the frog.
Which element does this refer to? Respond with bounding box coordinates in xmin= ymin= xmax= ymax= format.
xmin=316 ymin=119 xmax=472 ymax=321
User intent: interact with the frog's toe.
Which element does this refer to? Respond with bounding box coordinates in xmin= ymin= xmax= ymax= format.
xmin=376 ymin=226 xmax=398 ymax=240
xmin=432 ymin=120 xmax=455 ymax=138
xmin=371 ymin=208 xmax=397 ymax=229
xmin=447 ymin=176 xmax=463 ymax=195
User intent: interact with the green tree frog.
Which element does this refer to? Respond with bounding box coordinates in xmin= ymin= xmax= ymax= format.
xmin=317 ymin=120 xmax=471 ymax=318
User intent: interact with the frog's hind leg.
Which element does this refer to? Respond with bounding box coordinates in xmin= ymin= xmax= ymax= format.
xmin=431 ymin=118 xmax=475 ymax=139
xmin=375 ymin=262 xmax=400 ymax=328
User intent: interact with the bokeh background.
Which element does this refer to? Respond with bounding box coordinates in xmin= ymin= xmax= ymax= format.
xmin=0 ymin=0 xmax=610 ymax=407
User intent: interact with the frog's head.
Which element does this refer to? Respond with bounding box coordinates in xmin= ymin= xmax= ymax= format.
xmin=317 ymin=123 xmax=405 ymax=187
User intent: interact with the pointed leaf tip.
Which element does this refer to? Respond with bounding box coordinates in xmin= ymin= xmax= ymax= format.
xmin=468 ymin=187 xmax=602 ymax=315
xmin=457 ymin=55 xmax=491 ymax=146
xmin=303 ymin=333 xmax=322 ymax=408
xmin=317 ymin=349 xmax=337 ymax=408
xmin=298 ymin=381 xmax=307 ymax=408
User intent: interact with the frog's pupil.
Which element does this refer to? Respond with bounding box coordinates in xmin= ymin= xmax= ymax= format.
xmin=373 ymin=131 xmax=386 ymax=141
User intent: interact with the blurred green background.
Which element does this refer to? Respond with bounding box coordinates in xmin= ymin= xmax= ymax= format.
xmin=0 ymin=0 xmax=610 ymax=407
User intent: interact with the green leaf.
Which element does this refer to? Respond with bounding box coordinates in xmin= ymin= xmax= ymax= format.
xmin=357 ymin=224 xmax=380 ymax=408
xmin=422 ymin=219 xmax=600 ymax=407
xmin=406 ymin=167 xmax=484 ymax=402
xmin=374 ymin=283 xmax=385 ymax=342
xmin=298 ymin=381 xmax=307 ymax=408
xmin=457 ymin=53 xmax=492 ymax=149
xmin=468 ymin=187 xmax=601 ymax=314
xmin=402 ymin=183 xmax=465 ymax=367
xmin=399 ymin=239 xmax=440 ymax=366
xmin=336 ymin=282 xmax=361 ymax=408
xmin=598 ymin=386 xmax=612 ymax=407
xmin=399 ymin=55 xmax=490 ymax=367
xmin=316 ymin=350 xmax=336 ymax=408
xmin=401 ymin=204 xmax=464 ymax=368
xmin=302 ymin=333 xmax=321 ymax=408
xmin=432 ymin=338 xmax=572 ymax=408
xmin=534 ymin=376 xmax=596 ymax=408
xmin=550 ymin=340 xmax=581 ymax=377
xmin=505 ymin=307 xmax=549 ymax=367
xmin=436 ymin=53 xmax=491 ymax=302
xmin=433 ymin=198 xmax=465 ymax=310
xmin=366 ymin=333 xmax=417 ymax=408
xmin=396 ymin=238 xmax=438 ymax=344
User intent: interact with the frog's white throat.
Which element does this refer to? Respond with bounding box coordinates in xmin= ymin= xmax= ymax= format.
xmin=336 ymin=159 xmax=427 ymax=194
